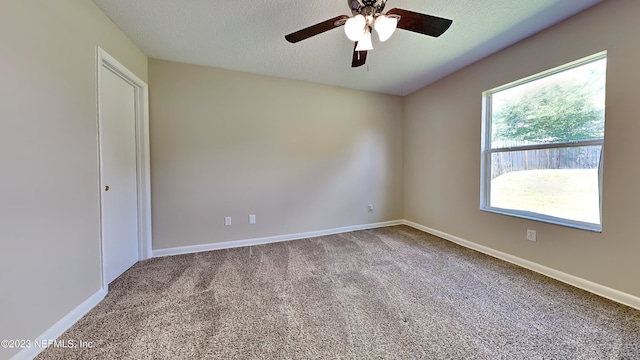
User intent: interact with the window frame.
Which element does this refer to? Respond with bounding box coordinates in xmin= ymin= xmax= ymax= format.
xmin=480 ymin=51 xmax=607 ymax=232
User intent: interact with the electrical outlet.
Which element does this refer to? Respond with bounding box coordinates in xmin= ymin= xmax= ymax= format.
xmin=526 ymin=229 xmax=537 ymax=242
xmin=249 ymin=214 xmax=256 ymax=225
xmin=224 ymin=216 xmax=231 ymax=226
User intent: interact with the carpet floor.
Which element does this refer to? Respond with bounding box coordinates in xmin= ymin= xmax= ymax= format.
xmin=37 ymin=225 xmax=640 ymax=359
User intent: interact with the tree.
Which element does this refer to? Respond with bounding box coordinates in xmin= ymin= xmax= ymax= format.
xmin=492 ymin=72 xmax=605 ymax=144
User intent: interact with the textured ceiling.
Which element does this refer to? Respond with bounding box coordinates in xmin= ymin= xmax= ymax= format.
xmin=91 ymin=0 xmax=602 ymax=96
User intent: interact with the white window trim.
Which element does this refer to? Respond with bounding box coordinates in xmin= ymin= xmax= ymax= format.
xmin=480 ymin=51 xmax=607 ymax=232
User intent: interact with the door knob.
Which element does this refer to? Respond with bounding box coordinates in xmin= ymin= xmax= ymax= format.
xmin=105 ymin=185 xmax=110 ymax=191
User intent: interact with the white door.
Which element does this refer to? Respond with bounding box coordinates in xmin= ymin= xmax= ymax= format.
xmin=99 ymin=65 xmax=140 ymax=284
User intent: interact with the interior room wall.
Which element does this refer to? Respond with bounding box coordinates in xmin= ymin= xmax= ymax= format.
xmin=149 ymin=59 xmax=404 ymax=250
xmin=403 ymin=0 xmax=640 ymax=299
xmin=0 ymin=1 xmax=147 ymax=358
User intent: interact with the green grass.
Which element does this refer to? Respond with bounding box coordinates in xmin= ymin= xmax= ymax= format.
xmin=491 ymin=169 xmax=600 ymax=224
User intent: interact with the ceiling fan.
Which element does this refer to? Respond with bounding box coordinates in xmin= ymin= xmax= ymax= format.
xmin=285 ymin=0 xmax=453 ymax=67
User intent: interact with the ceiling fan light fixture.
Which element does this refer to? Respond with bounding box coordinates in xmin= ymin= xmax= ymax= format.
xmin=355 ymin=28 xmax=373 ymax=51
xmin=284 ymin=1 xmax=454 ymax=68
xmin=374 ymin=14 xmax=398 ymax=42
xmin=344 ymin=14 xmax=366 ymax=41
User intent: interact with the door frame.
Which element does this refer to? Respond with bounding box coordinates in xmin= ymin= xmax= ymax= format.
xmin=96 ymin=47 xmax=152 ymax=290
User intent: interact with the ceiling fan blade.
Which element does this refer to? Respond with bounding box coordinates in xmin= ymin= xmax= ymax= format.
xmin=386 ymin=8 xmax=452 ymax=37
xmin=351 ymin=42 xmax=367 ymax=67
xmin=285 ymin=15 xmax=350 ymax=43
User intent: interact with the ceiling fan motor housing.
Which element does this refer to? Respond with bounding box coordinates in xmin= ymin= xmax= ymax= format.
xmin=349 ymin=0 xmax=386 ymax=16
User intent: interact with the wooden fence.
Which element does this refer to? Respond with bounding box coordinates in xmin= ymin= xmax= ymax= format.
xmin=491 ymin=144 xmax=602 ymax=179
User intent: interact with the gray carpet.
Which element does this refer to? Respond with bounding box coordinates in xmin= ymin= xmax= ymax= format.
xmin=37 ymin=226 xmax=640 ymax=359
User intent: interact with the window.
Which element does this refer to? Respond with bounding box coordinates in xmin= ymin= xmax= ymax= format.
xmin=481 ymin=52 xmax=607 ymax=231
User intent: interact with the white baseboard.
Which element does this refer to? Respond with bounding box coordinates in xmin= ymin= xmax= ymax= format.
xmin=11 ymin=288 xmax=107 ymax=360
xmin=153 ymin=220 xmax=404 ymax=258
xmin=402 ymin=220 xmax=640 ymax=311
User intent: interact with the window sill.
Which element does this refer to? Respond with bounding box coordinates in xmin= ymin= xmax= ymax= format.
xmin=480 ymin=206 xmax=602 ymax=233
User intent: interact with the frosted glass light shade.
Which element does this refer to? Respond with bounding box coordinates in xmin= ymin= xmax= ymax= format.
xmin=344 ymin=14 xmax=366 ymax=41
xmin=374 ymin=15 xmax=398 ymax=42
xmin=355 ymin=29 xmax=373 ymax=51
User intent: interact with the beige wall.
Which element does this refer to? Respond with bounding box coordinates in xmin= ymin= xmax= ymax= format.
xmin=404 ymin=0 xmax=640 ymax=298
xmin=149 ymin=59 xmax=404 ymax=249
xmin=0 ymin=0 xmax=147 ymax=358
